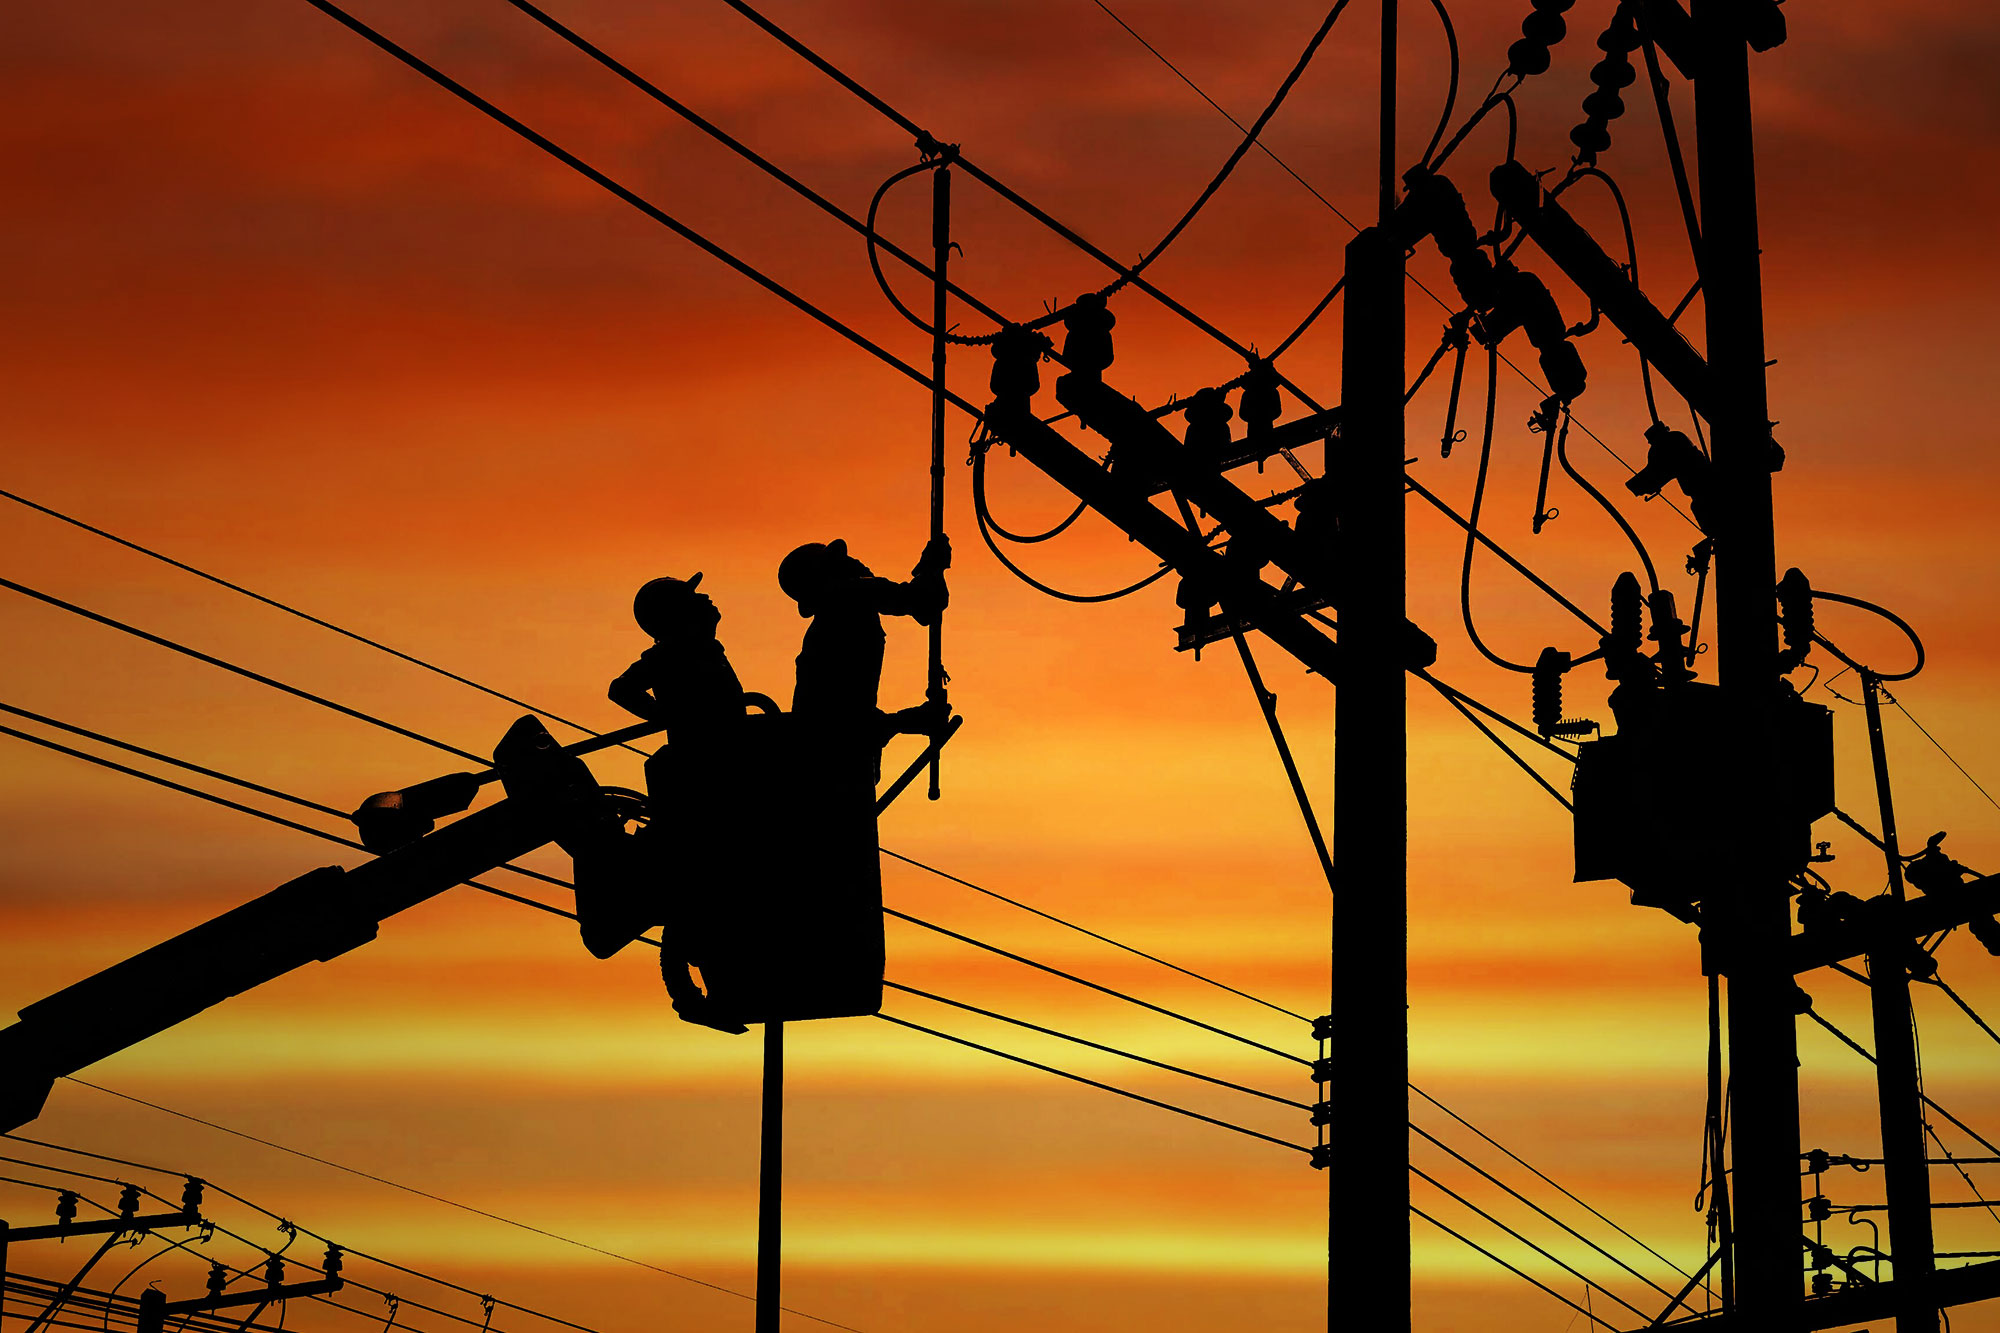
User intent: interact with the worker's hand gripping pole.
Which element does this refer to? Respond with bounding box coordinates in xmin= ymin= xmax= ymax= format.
xmin=926 ymin=157 xmax=952 ymax=800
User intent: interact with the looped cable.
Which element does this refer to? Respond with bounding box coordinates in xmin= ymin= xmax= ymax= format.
xmin=1809 ymin=590 xmax=1926 ymax=682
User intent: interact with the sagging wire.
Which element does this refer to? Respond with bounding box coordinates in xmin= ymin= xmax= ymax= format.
xmin=1553 ymin=401 xmax=1661 ymax=594
xmin=1550 ymin=165 xmax=1658 ymax=427
xmin=1809 ymin=590 xmax=1926 ymax=682
xmin=1460 ymin=343 xmax=1538 ymax=673
xmin=971 ymin=448 xmax=1172 ymax=603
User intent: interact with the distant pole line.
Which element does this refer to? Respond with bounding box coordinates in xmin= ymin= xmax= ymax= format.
xmin=5 ymin=1123 xmax=866 ymax=1332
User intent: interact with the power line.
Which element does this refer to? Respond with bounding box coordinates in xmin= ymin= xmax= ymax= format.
xmin=884 ymin=982 xmax=1310 ymax=1110
xmin=1412 ymin=1167 xmax=1650 ymax=1322
xmin=1410 ymin=1083 xmax=1694 ymax=1280
xmin=1411 ymin=1205 xmax=1619 ymax=1331
xmin=0 ymin=576 xmax=486 ymax=765
xmin=297 ymin=0 xmax=983 ymax=420
xmin=1887 ymin=693 xmax=2000 ymax=817
xmin=1410 ymin=1122 xmax=1676 ymax=1300
xmin=884 ymin=906 xmax=1310 ymax=1066
xmin=1801 ymin=1004 xmax=2000 ymax=1156
xmin=0 ymin=486 xmax=638 ymax=754
xmin=1084 ymin=0 xmax=1362 ymax=232
xmin=0 ymin=699 xmax=576 ymax=897
xmin=874 ymin=1014 xmax=1309 ymax=1155
xmin=0 ymin=722 xmax=582 ymax=926
xmin=880 ymin=848 xmax=1311 ymax=1022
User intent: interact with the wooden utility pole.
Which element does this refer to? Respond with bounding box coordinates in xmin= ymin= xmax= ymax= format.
xmin=1863 ymin=671 xmax=1939 ymax=1332
xmin=757 ymin=1020 xmax=783 ymax=1333
xmin=1691 ymin=1 xmax=1802 ymax=1320
xmin=1329 ymin=1 xmax=1407 ymax=1325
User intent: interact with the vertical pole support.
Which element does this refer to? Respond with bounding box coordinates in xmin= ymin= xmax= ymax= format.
xmin=927 ymin=163 xmax=951 ymax=801
xmin=756 ymin=1020 xmax=784 ymax=1333
xmin=1692 ymin=1 xmax=1802 ymax=1319
xmin=1333 ymin=217 xmax=1407 ymax=1333
xmin=1863 ymin=671 xmax=1938 ymax=1331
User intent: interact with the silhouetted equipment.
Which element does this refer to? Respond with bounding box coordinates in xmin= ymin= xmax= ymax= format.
xmin=1490 ymin=160 xmax=1711 ymax=418
xmin=1531 ymin=648 xmax=1596 ymax=738
xmin=0 ymin=1176 xmax=205 ymax=1288
xmin=1572 ymin=570 xmax=1834 ymax=910
xmin=1775 ymin=568 xmax=1815 ymax=674
xmin=1061 ymin=290 xmax=1115 ymax=378
xmin=1183 ymin=386 xmax=1234 ymax=466
xmin=1569 ymin=5 xmax=1639 ymax=163
xmin=988 ymin=324 xmax=1050 ymax=415
xmin=1238 ymin=358 xmax=1283 ymax=436
xmin=1394 ymin=167 xmax=1585 ymax=404
xmin=1508 ymin=0 xmax=1576 ymax=76
xmin=352 ymin=771 xmax=479 ymax=852
xmin=134 ymin=1246 xmax=343 ymax=1333
xmin=658 ymin=709 xmax=886 ymax=1026
xmin=1627 ymin=421 xmax=1713 ymax=528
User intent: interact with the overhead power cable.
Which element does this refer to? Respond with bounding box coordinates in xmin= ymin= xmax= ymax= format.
xmin=884 ymin=982 xmax=1310 ymax=1110
xmin=0 ymin=699 xmax=575 ymax=896
xmin=1410 ymin=1083 xmax=1693 ymax=1280
xmin=879 ymin=847 xmax=1311 ymax=1021
xmin=0 ymin=486 xmax=640 ymax=754
xmin=876 ymin=1014 xmax=1309 ymax=1154
xmin=884 ymin=906 xmax=1309 ymax=1066
xmin=0 ymin=576 xmax=486 ymax=765
xmin=1410 ymin=1122 xmax=1675 ymax=1300
xmin=298 ymin=0 xmax=984 ymax=421
xmin=0 ymin=722 xmax=584 ymax=926
xmin=1801 ymin=1005 xmax=2000 ymax=1156
xmin=1411 ymin=1206 xmax=1619 ymax=1331
xmin=1412 ymin=1166 xmax=1651 ymax=1323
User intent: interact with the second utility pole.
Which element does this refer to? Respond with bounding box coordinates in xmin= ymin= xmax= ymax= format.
xmin=1692 ymin=1 xmax=1802 ymax=1322
xmin=1330 ymin=1 xmax=1408 ymax=1327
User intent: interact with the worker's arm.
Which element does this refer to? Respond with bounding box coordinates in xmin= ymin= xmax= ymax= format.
xmin=859 ymin=536 xmax=951 ymax=625
xmin=608 ymin=661 xmax=661 ymax=720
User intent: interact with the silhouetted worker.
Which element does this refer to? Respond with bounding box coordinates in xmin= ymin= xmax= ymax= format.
xmin=777 ymin=536 xmax=950 ymax=767
xmin=586 ymin=572 xmax=750 ymax=1033
xmin=608 ymin=574 xmax=745 ymax=739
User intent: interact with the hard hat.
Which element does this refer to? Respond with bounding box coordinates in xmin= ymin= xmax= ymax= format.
xmin=777 ymin=540 xmax=846 ymax=616
xmin=633 ymin=573 xmax=705 ymax=637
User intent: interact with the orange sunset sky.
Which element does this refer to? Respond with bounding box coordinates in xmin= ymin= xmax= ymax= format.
xmin=5 ymin=2 xmax=2000 ymax=1330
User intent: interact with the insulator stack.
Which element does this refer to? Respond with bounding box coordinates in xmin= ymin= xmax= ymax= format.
xmin=1647 ymin=589 xmax=1692 ymax=682
xmin=1183 ymin=387 xmax=1233 ymax=462
xmin=988 ymin=324 xmax=1049 ymax=412
xmin=1060 ymin=292 xmax=1116 ymax=378
xmin=1776 ymin=567 xmax=1814 ymax=673
xmin=1238 ymin=359 xmax=1282 ymax=434
xmin=1533 ymin=647 xmax=1594 ymax=737
xmin=1488 ymin=263 xmax=1586 ymax=402
xmin=1570 ymin=5 xmax=1640 ymax=163
xmin=1508 ymin=0 xmax=1576 ymax=77
xmin=1396 ymin=170 xmax=1499 ymax=311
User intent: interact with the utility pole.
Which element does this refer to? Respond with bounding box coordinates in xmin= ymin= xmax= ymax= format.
xmin=757 ymin=1021 xmax=783 ymax=1333
xmin=1328 ymin=0 xmax=1407 ymax=1325
xmin=1692 ymin=0 xmax=1802 ymax=1320
xmin=1863 ymin=670 xmax=1938 ymax=1332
